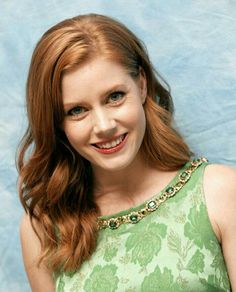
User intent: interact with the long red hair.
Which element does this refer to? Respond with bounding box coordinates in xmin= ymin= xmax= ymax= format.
xmin=17 ymin=14 xmax=191 ymax=273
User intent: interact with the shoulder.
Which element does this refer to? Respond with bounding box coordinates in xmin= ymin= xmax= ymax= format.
xmin=203 ymin=163 xmax=236 ymax=288
xmin=202 ymin=163 xmax=236 ymax=241
xmin=20 ymin=213 xmax=43 ymax=251
xmin=20 ymin=213 xmax=55 ymax=291
xmin=203 ymin=163 xmax=236 ymax=208
xmin=20 ymin=213 xmax=40 ymax=249
xmin=204 ymin=163 xmax=236 ymax=189
xmin=203 ymin=164 xmax=236 ymax=218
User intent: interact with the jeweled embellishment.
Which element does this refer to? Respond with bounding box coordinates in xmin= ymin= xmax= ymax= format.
xmin=175 ymin=182 xmax=183 ymax=189
xmin=129 ymin=213 xmax=139 ymax=223
xmin=192 ymin=158 xmax=201 ymax=166
xmin=179 ymin=171 xmax=190 ymax=181
xmin=97 ymin=157 xmax=207 ymax=230
xmin=147 ymin=200 xmax=157 ymax=211
xmin=109 ymin=220 xmax=118 ymax=230
xmin=166 ymin=186 xmax=175 ymax=195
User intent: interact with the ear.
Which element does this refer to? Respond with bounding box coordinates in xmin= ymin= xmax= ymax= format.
xmin=139 ymin=67 xmax=147 ymax=104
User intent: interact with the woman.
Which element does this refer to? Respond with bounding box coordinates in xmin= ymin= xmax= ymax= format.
xmin=18 ymin=14 xmax=236 ymax=291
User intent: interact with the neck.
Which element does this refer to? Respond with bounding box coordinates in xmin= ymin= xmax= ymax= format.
xmin=92 ymin=155 xmax=164 ymax=216
xmin=93 ymin=154 xmax=148 ymax=192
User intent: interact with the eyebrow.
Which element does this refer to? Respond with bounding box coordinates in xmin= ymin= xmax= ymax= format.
xmin=63 ymin=83 xmax=127 ymax=108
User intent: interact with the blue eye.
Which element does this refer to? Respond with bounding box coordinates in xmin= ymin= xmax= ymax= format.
xmin=108 ymin=91 xmax=125 ymax=103
xmin=67 ymin=106 xmax=86 ymax=116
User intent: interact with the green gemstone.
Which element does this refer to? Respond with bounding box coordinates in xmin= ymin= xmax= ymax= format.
xmin=166 ymin=186 xmax=174 ymax=194
xmin=147 ymin=200 xmax=157 ymax=210
xmin=129 ymin=214 xmax=138 ymax=223
xmin=192 ymin=158 xmax=204 ymax=167
xmin=180 ymin=171 xmax=188 ymax=179
xmin=109 ymin=220 xmax=118 ymax=229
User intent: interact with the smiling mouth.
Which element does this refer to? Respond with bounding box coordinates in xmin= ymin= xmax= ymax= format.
xmin=93 ymin=134 xmax=126 ymax=149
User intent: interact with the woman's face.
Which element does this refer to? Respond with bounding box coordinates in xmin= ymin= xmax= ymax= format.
xmin=62 ymin=57 xmax=147 ymax=172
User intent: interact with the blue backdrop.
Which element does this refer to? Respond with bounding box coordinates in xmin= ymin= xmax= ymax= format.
xmin=0 ymin=1 xmax=236 ymax=291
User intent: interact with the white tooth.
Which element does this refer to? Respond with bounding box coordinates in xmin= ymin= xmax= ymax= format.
xmin=97 ymin=134 xmax=125 ymax=149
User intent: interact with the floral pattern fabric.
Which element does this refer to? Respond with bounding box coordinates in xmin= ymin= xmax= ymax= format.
xmin=55 ymin=161 xmax=231 ymax=291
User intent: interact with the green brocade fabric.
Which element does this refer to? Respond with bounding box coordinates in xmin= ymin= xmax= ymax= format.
xmin=55 ymin=160 xmax=231 ymax=292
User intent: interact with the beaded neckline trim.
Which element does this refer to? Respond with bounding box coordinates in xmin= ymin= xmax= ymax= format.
xmin=97 ymin=157 xmax=208 ymax=230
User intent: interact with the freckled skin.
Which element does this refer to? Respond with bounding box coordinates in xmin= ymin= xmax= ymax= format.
xmin=62 ymin=57 xmax=147 ymax=173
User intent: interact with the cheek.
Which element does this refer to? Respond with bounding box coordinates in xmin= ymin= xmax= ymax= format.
xmin=63 ymin=122 xmax=90 ymax=149
xmin=118 ymin=97 xmax=146 ymax=124
xmin=124 ymin=103 xmax=146 ymax=130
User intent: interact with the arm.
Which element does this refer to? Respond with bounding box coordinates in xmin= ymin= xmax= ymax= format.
xmin=203 ymin=164 xmax=236 ymax=291
xmin=20 ymin=214 xmax=55 ymax=292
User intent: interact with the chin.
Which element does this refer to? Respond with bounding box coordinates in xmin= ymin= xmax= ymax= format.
xmin=92 ymin=153 xmax=141 ymax=173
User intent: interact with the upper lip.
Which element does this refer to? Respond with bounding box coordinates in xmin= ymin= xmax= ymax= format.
xmin=92 ymin=133 xmax=126 ymax=145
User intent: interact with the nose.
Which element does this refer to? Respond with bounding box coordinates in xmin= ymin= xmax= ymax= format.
xmin=92 ymin=108 xmax=117 ymax=137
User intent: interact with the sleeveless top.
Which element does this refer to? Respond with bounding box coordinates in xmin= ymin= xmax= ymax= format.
xmin=55 ymin=158 xmax=231 ymax=292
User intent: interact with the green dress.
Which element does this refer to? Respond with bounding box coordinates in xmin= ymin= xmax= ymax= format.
xmin=55 ymin=158 xmax=231 ymax=292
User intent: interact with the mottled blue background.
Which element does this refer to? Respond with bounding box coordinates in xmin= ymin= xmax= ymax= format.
xmin=0 ymin=1 xmax=236 ymax=291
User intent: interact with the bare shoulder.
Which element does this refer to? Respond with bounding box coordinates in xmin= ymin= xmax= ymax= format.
xmin=20 ymin=213 xmax=43 ymax=258
xmin=202 ymin=163 xmax=236 ymax=242
xmin=20 ymin=213 xmax=55 ymax=292
xmin=20 ymin=213 xmax=40 ymax=241
xmin=203 ymin=163 xmax=236 ymax=288
xmin=20 ymin=213 xmax=40 ymax=255
xmin=204 ymin=163 xmax=236 ymax=188
xmin=203 ymin=163 xmax=236 ymax=207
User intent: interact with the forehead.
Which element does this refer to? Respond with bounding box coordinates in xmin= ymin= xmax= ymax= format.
xmin=61 ymin=57 xmax=133 ymax=102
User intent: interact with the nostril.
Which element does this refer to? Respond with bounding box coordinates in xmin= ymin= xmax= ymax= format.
xmin=93 ymin=125 xmax=117 ymax=137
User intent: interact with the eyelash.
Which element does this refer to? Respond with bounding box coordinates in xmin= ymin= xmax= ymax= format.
xmin=67 ymin=107 xmax=86 ymax=117
xmin=107 ymin=91 xmax=125 ymax=103
xmin=66 ymin=91 xmax=125 ymax=117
